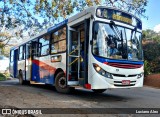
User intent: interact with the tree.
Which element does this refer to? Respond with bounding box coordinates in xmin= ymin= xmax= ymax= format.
xmin=142 ymin=29 xmax=160 ymax=42
xmin=142 ymin=29 xmax=160 ymax=74
xmin=0 ymin=0 xmax=148 ymax=50
xmin=143 ymin=42 xmax=160 ymax=73
xmin=34 ymin=0 xmax=148 ymax=21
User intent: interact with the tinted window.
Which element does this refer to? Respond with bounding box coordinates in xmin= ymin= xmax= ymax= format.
xmin=51 ymin=27 xmax=66 ymax=54
xmin=39 ymin=34 xmax=50 ymax=56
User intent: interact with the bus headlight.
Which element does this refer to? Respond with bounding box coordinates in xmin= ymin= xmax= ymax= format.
xmin=137 ymin=73 xmax=144 ymax=79
xmin=93 ymin=63 xmax=113 ymax=79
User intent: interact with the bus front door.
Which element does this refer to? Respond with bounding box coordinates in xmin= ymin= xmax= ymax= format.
xmin=67 ymin=20 xmax=90 ymax=88
xmin=67 ymin=27 xmax=84 ymax=86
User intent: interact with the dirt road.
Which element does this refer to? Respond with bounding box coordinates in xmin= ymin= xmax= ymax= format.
xmin=0 ymin=79 xmax=160 ymax=117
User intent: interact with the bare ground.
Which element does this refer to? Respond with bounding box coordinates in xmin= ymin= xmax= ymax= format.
xmin=0 ymin=77 xmax=159 ymax=117
xmin=144 ymin=74 xmax=160 ymax=88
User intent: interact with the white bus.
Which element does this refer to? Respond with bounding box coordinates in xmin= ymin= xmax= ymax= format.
xmin=9 ymin=6 xmax=144 ymax=93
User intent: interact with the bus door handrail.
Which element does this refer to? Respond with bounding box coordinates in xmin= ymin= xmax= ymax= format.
xmin=68 ymin=45 xmax=79 ymax=56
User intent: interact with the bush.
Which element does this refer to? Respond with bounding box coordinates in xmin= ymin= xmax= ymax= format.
xmin=143 ymin=42 xmax=160 ymax=74
xmin=144 ymin=60 xmax=151 ymax=76
xmin=0 ymin=73 xmax=6 ymax=81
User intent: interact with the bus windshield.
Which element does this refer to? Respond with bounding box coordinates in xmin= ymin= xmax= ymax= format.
xmin=93 ymin=22 xmax=143 ymax=61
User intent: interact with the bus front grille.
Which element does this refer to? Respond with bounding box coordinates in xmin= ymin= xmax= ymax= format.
xmin=106 ymin=62 xmax=142 ymax=69
xmin=114 ymin=81 xmax=136 ymax=87
xmin=114 ymin=84 xmax=135 ymax=87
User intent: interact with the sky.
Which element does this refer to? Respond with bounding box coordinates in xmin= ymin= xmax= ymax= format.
xmin=0 ymin=0 xmax=159 ymax=33
xmin=142 ymin=0 xmax=160 ymax=32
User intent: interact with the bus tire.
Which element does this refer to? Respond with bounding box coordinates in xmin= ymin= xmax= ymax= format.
xmin=18 ymin=73 xmax=24 ymax=85
xmin=55 ymin=72 xmax=71 ymax=93
xmin=92 ymin=89 xmax=106 ymax=93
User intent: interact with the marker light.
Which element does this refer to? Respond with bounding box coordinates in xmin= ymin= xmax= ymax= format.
xmin=93 ymin=63 xmax=113 ymax=79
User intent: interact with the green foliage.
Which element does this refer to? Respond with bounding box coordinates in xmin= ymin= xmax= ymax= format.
xmin=0 ymin=73 xmax=6 ymax=81
xmin=143 ymin=29 xmax=160 ymax=74
xmin=1 ymin=46 xmax=10 ymax=57
xmin=4 ymin=70 xmax=10 ymax=78
xmin=142 ymin=29 xmax=160 ymax=42
xmin=144 ymin=60 xmax=150 ymax=76
xmin=143 ymin=42 xmax=160 ymax=61
xmin=143 ymin=42 xmax=160 ymax=73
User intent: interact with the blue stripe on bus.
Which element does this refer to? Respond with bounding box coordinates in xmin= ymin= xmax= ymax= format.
xmin=93 ymin=56 xmax=143 ymax=65
xmin=48 ymin=19 xmax=68 ymax=32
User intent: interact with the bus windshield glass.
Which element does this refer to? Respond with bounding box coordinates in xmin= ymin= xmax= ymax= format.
xmin=92 ymin=22 xmax=143 ymax=61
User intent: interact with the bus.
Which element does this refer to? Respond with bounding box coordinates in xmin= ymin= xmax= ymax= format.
xmin=9 ymin=6 xmax=144 ymax=93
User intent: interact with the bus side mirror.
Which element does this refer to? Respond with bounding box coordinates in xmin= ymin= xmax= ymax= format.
xmin=90 ymin=40 xmax=93 ymax=45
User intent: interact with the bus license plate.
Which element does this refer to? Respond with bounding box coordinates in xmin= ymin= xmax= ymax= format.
xmin=122 ymin=80 xmax=130 ymax=85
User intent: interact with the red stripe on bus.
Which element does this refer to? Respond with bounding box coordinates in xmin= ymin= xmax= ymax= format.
xmin=103 ymin=62 xmax=142 ymax=69
xmin=32 ymin=60 xmax=56 ymax=74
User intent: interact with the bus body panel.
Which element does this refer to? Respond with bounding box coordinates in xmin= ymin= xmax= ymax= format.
xmin=31 ymin=57 xmax=40 ymax=82
xmin=88 ymin=54 xmax=144 ymax=89
xmin=25 ymin=58 xmax=31 ymax=81
xmin=30 ymin=53 xmax=66 ymax=84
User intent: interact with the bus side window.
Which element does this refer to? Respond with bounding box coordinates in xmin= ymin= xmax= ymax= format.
xmin=31 ymin=41 xmax=39 ymax=57
xmin=26 ymin=44 xmax=31 ymax=59
xmin=39 ymin=35 xmax=50 ymax=56
xmin=51 ymin=27 xmax=66 ymax=54
xmin=19 ymin=46 xmax=24 ymax=60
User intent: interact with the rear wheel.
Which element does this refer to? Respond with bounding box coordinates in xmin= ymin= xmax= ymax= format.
xmin=18 ymin=70 xmax=28 ymax=85
xmin=92 ymin=89 xmax=106 ymax=93
xmin=18 ymin=72 xmax=24 ymax=85
xmin=55 ymin=72 xmax=71 ymax=93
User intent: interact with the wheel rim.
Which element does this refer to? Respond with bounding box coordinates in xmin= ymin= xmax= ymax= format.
xmin=58 ymin=77 xmax=66 ymax=88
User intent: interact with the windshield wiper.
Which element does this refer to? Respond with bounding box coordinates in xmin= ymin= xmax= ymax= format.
xmin=109 ymin=21 xmax=121 ymax=40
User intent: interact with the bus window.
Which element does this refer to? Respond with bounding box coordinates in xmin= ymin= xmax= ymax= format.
xmin=39 ymin=34 xmax=50 ymax=56
xmin=26 ymin=43 xmax=31 ymax=59
xmin=19 ymin=46 xmax=25 ymax=60
xmin=32 ymin=39 xmax=40 ymax=57
xmin=58 ymin=40 xmax=66 ymax=52
xmin=51 ymin=27 xmax=66 ymax=54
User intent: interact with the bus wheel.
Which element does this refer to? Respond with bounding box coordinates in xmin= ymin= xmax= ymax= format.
xmin=92 ymin=89 xmax=106 ymax=93
xmin=18 ymin=73 xmax=24 ymax=85
xmin=55 ymin=72 xmax=71 ymax=93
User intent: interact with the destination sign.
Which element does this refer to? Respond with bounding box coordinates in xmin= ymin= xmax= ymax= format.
xmin=112 ymin=14 xmax=132 ymax=25
xmin=96 ymin=8 xmax=142 ymax=29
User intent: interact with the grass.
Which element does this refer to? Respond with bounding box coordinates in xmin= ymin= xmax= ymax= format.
xmin=0 ymin=73 xmax=6 ymax=81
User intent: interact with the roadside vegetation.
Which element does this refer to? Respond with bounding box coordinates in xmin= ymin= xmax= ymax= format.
xmin=0 ymin=73 xmax=6 ymax=81
xmin=143 ymin=29 xmax=160 ymax=75
xmin=143 ymin=30 xmax=160 ymax=88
